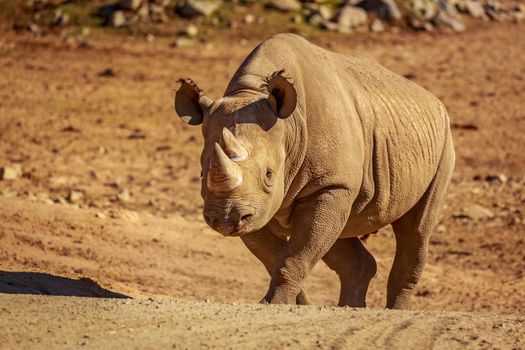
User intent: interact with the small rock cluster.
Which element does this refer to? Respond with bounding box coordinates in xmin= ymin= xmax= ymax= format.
xmin=18 ymin=0 xmax=524 ymax=37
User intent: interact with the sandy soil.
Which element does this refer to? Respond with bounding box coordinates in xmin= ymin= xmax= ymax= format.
xmin=0 ymin=20 xmax=524 ymax=348
xmin=1 ymin=295 xmax=524 ymax=350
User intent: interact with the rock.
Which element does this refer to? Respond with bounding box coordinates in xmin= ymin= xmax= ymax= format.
xmin=117 ymin=189 xmax=131 ymax=202
xmin=119 ymin=0 xmax=142 ymax=10
xmin=318 ymin=5 xmax=333 ymax=21
xmin=28 ymin=23 xmax=41 ymax=34
xmin=137 ymin=5 xmax=149 ymax=20
xmin=68 ymin=190 xmax=84 ymax=203
xmin=171 ymin=37 xmax=195 ymax=48
xmin=466 ymin=205 xmax=495 ymax=220
xmin=485 ymin=174 xmax=508 ymax=184
xmin=267 ymin=0 xmax=301 ymax=12
xmin=464 ymin=0 xmax=487 ymax=19
xmin=356 ymin=0 xmax=401 ymax=20
xmin=243 ymin=14 xmax=255 ymax=24
xmin=109 ymin=10 xmax=126 ymax=27
xmin=149 ymin=4 xmax=168 ymax=22
xmin=146 ymin=33 xmax=155 ymax=42
xmin=0 ymin=166 xmax=18 ymax=181
xmin=179 ymin=0 xmax=222 ymax=18
xmin=412 ymin=0 xmax=438 ymax=20
xmin=336 ymin=6 xmax=368 ymax=33
xmin=52 ymin=9 xmax=70 ymax=26
xmin=307 ymin=13 xmax=325 ymax=28
xmin=370 ymin=18 xmax=385 ymax=32
xmin=185 ymin=24 xmax=199 ymax=37
xmin=432 ymin=11 xmax=465 ymax=31
xmin=95 ymin=212 xmax=107 ymax=219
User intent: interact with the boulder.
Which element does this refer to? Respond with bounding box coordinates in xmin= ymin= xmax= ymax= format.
xmin=179 ymin=0 xmax=222 ymax=18
xmin=336 ymin=6 xmax=368 ymax=33
xmin=267 ymin=0 xmax=301 ymax=12
xmin=0 ymin=166 xmax=18 ymax=181
xmin=432 ymin=10 xmax=466 ymax=31
xmin=355 ymin=0 xmax=401 ymax=20
xmin=464 ymin=0 xmax=487 ymax=19
xmin=109 ymin=10 xmax=126 ymax=27
xmin=119 ymin=0 xmax=142 ymax=10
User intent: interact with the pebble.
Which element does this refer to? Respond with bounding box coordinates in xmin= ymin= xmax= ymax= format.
xmin=185 ymin=24 xmax=199 ymax=37
xmin=465 ymin=205 xmax=495 ymax=220
xmin=0 ymin=166 xmax=18 ymax=181
xmin=68 ymin=191 xmax=84 ymax=203
xmin=110 ymin=11 xmax=126 ymax=27
xmin=243 ymin=14 xmax=255 ymax=24
xmin=117 ymin=189 xmax=131 ymax=202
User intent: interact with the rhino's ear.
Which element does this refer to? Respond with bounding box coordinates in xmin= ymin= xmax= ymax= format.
xmin=266 ymin=70 xmax=297 ymax=119
xmin=175 ymin=78 xmax=213 ymax=125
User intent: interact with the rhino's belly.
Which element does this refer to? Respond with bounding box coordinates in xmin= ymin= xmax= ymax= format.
xmin=340 ymin=132 xmax=443 ymax=237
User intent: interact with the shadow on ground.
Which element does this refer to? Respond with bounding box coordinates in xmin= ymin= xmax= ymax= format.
xmin=0 ymin=270 xmax=129 ymax=298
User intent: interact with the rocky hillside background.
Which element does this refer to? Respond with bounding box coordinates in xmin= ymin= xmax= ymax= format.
xmin=1 ymin=0 xmax=523 ymax=44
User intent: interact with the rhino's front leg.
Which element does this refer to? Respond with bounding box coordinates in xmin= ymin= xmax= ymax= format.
xmin=264 ymin=188 xmax=353 ymax=304
xmin=241 ymin=228 xmax=313 ymax=305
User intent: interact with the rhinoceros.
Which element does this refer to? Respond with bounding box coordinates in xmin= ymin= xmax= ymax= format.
xmin=174 ymin=33 xmax=455 ymax=309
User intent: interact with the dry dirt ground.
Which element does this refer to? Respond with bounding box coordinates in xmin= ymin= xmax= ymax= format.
xmin=0 ymin=21 xmax=524 ymax=348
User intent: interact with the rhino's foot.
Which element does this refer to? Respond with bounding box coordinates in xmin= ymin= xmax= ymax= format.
xmin=295 ymin=289 xmax=313 ymax=305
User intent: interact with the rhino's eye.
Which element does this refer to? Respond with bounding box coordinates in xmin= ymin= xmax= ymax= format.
xmin=265 ymin=169 xmax=273 ymax=179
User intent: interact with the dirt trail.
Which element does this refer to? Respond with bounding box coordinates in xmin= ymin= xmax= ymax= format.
xmin=1 ymin=294 xmax=524 ymax=350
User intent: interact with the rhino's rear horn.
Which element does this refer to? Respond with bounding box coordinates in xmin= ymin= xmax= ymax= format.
xmin=220 ymin=128 xmax=248 ymax=161
xmin=207 ymin=143 xmax=243 ymax=193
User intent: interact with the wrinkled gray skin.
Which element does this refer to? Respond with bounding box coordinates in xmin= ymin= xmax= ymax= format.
xmin=175 ymin=33 xmax=455 ymax=309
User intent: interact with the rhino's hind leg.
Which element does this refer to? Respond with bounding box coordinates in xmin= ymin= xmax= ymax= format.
xmin=322 ymin=237 xmax=377 ymax=307
xmin=387 ymin=133 xmax=454 ymax=309
xmin=241 ymin=229 xmax=313 ymax=305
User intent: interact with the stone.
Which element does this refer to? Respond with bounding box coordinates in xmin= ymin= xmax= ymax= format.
xmin=370 ymin=18 xmax=385 ymax=32
xmin=318 ymin=5 xmax=333 ymax=21
xmin=119 ymin=0 xmax=142 ymax=10
xmin=243 ymin=14 xmax=255 ymax=24
xmin=432 ymin=11 xmax=466 ymax=31
xmin=179 ymin=0 xmax=222 ymax=18
xmin=185 ymin=24 xmax=199 ymax=37
xmin=118 ymin=188 xmax=131 ymax=202
xmin=68 ymin=190 xmax=84 ymax=203
xmin=137 ymin=5 xmax=150 ymax=20
xmin=466 ymin=205 xmax=495 ymax=220
xmin=464 ymin=0 xmax=487 ymax=19
xmin=171 ymin=37 xmax=195 ymax=48
xmin=0 ymin=166 xmax=18 ymax=181
xmin=267 ymin=0 xmax=301 ymax=12
xmin=336 ymin=6 xmax=368 ymax=33
xmin=109 ymin=10 xmax=126 ymax=27
xmin=52 ymin=9 xmax=70 ymax=26
xmin=307 ymin=13 xmax=324 ymax=28
xmin=149 ymin=4 xmax=168 ymax=22
xmin=356 ymin=0 xmax=401 ymax=20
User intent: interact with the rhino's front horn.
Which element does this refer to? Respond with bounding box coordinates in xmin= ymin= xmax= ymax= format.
xmin=220 ymin=128 xmax=248 ymax=161
xmin=207 ymin=142 xmax=243 ymax=192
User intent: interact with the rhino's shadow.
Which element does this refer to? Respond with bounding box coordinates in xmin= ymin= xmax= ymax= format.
xmin=0 ymin=270 xmax=129 ymax=298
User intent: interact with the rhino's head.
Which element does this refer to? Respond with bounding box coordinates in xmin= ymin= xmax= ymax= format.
xmin=174 ymin=71 xmax=297 ymax=236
